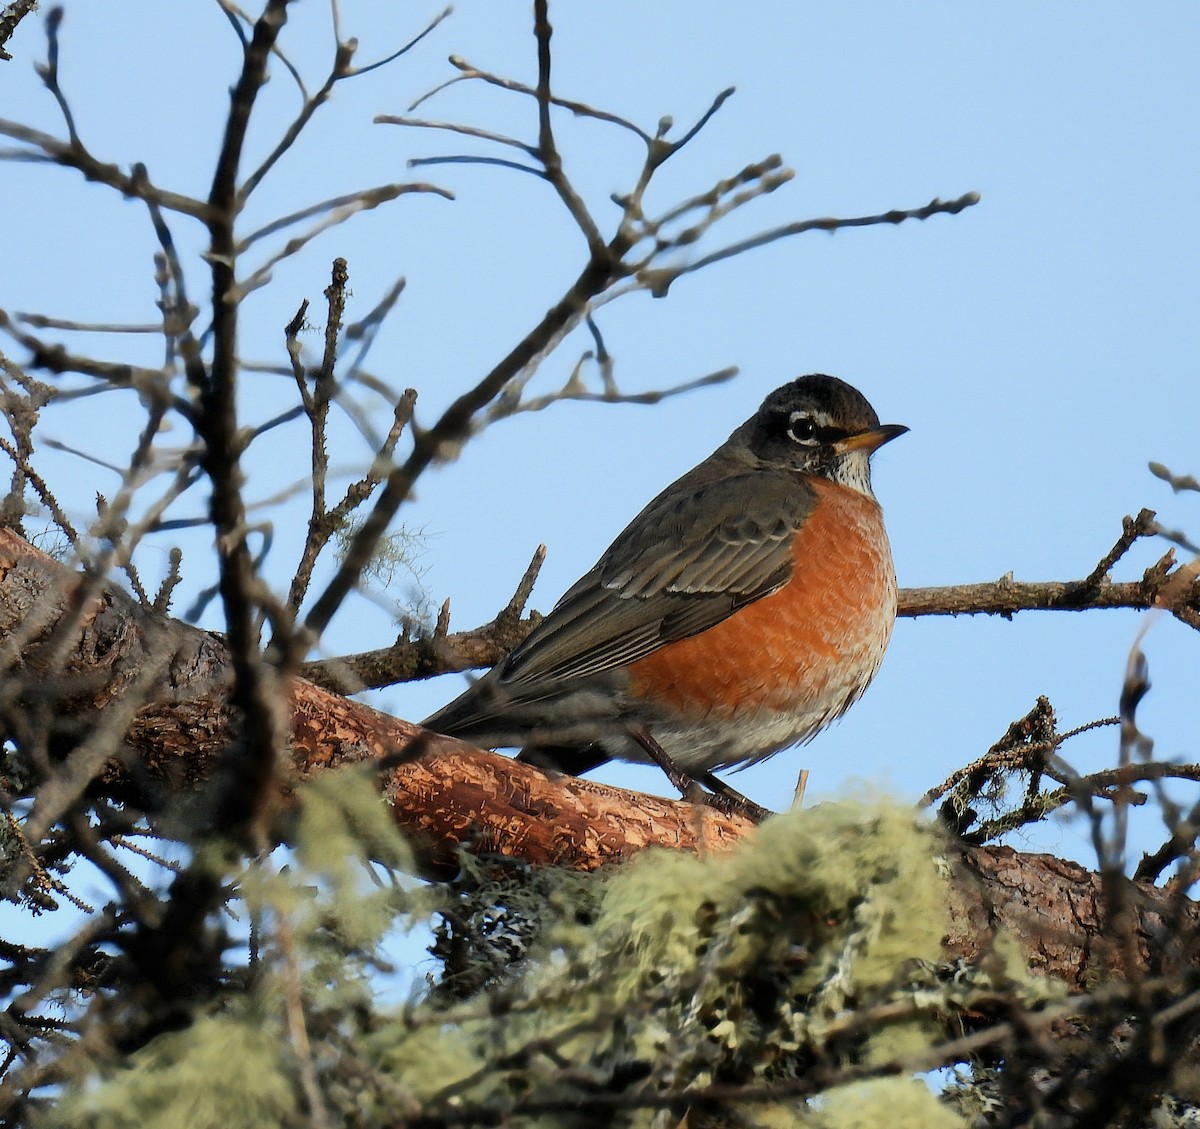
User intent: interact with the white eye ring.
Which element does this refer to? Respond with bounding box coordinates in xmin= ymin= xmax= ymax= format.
xmin=787 ymin=412 xmax=818 ymax=444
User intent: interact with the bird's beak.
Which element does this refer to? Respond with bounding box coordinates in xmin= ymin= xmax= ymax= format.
xmin=832 ymin=423 xmax=909 ymax=455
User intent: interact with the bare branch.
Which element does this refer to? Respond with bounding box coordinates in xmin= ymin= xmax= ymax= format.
xmin=634 ymin=154 xmax=788 ymax=238
xmin=0 ymin=117 xmax=214 ymax=220
xmin=406 ymin=153 xmax=546 ymax=178
xmin=239 ymin=39 xmax=356 ymax=203
xmin=0 ymin=309 xmax=196 ymax=420
xmin=300 ymin=229 xmax=637 ymax=639
xmin=430 ymin=54 xmax=653 ymax=143
xmin=303 ymin=541 xmax=537 ymax=694
xmin=240 ymin=183 xmax=452 ymax=254
xmin=0 ymin=356 xmax=52 ymax=535
xmin=667 ymin=86 xmax=737 ymax=154
xmin=351 ymin=5 xmax=453 ymax=79
xmin=135 ymin=164 xmax=207 ymax=390
xmin=13 ymin=314 xmax=162 ymax=334
xmin=497 ymin=544 xmax=545 ymax=630
xmin=531 ymin=0 xmax=606 ymax=258
xmin=375 ymin=114 xmax=535 ymax=155
xmin=1077 ymin=507 xmax=1159 ymax=594
xmin=200 ymin=0 xmax=296 ymax=849
xmin=284 ymin=260 xmax=345 ymax=614
xmin=239 ymin=3 xmax=452 ymax=202
xmin=484 ymin=363 xmax=737 ymax=423
xmin=0 ymin=0 xmax=36 ymax=62
xmin=343 ymin=276 xmax=406 ymax=385
xmin=151 ymin=546 xmax=184 ymax=614
xmin=33 ymin=9 xmax=77 ymax=144
xmin=324 ymin=388 xmax=417 ymax=530
xmin=638 ymin=190 xmax=982 ymax=297
xmin=1150 ymin=461 xmax=1200 ymax=495
xmin=306 ymin=508 xmax=1200 ymax=692
xmin=898 ymin=568 xmax=1200 ymax=630
xmin=0 ymin=433 xmax=78 ymax=547
xmin=234 ymin=183 xmax=452 ymax=299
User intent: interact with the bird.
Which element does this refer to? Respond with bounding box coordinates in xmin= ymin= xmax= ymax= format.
xmin=422 ymin=373 xmax=906 ymax=802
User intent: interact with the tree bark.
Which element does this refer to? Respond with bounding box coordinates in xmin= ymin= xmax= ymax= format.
xmin=2 ymin=527 xmax=1195 ymax=992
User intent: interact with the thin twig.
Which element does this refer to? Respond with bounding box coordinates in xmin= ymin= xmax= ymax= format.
xmin=0 ymin=0 xmax=37 ymax=62
xmin=531 ymin=0 xmax=606 ymax=258
xmin=285 ymin=260 xmax=345 ymax=613
xmin=638 ymin=191 xmax=981 ymax=297
xmin=151 ymin=547 xmax=184 ymax=614
xmin=238 ymin=182 xmax=453 ymax=252
xmin=34 ymin=9 xmax=77 ymax=145
xmin=234 ymin=183 xmax=451 ymax=300
xmin=343 ymin=276 xmax=406 ymax=386
xmin=0 ymin=310 xmax=195 ymax=420
xmin=431 ymin=53 xmax=653 ymax=143
xmin=485 ymin=365 xmax=737 ymax=422
xmin=375 ymin=114 xmax=534 ymax=155
xmin=407 ymin=153 xmax=546 ymax=178
xmin=351 ymin=5 xmax=453 ymax=78
xmin=275 ymin=906 xmax=332 ymax=1129
xmin=1075 ymin=507 xmax=1158 ymax=595
xmin=1149 ymin=461 xmax=1200 ymax=495
xmin=13 ymin=314 xmax=161 ymax=334
xmin=0 ymin=433 xmax=78 ymax=547
xmin=238 ymin=39 xmax=356 ymax=203
xmin=135 ymin=164 xmax=206 ymax=390
xmin=497 ymin=545 xmax=545 ymax=631
xmin=0 ymin=116 xmax=214 ymax=220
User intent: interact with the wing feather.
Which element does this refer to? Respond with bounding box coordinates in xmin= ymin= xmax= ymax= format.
xmin=498 ymin=469 xmax=816 ymax=685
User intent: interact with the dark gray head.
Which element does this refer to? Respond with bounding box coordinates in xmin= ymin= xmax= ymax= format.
xmin=737 ymin=374 xmax=908 ymax=496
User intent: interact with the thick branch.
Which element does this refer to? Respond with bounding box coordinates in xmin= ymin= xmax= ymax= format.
xmin=2 ymin=527 xmax=1198 ymax=992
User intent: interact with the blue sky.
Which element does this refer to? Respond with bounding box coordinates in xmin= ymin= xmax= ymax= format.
xmin=3 ymin=2 xmax=1199 ymax=870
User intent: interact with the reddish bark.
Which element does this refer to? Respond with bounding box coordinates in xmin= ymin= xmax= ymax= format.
xmin=2 ymin=526 xmax=1195 ymax=989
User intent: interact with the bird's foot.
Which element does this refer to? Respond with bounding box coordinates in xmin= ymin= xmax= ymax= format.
xmin=700 ymin=772 xmax=772 ymax=824
xmin=631 ymin=728 xmax=771 ymax=825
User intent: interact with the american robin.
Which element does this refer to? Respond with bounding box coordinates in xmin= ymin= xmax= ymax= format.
xmin=423 ymin=374 xmax=906 ymax=797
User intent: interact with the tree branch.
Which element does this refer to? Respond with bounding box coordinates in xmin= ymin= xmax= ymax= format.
xmin=897 ymin=570 xmax=1198 ymax=628
xmin=0 ymin=0 xmax=36 ymax=62
xmin=298 ymin=512 xmax=1200 ymax=694
xmin=0 ymin=116 xmax=214 ymax=220
xmin=198 ymin=0 xmax=295 ymax=845
xmin=3 ymin=526 xmax=1199 ymax=996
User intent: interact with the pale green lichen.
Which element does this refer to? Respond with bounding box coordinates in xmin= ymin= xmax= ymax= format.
xmin=51 ymin=790 xmax=984 ymax=1127
xmin=583 ymin=799 xmax=948 ymax=1008
xmin=51 ymin=1017 xmax=296 ymax=1129
xmin=815 ymin=1077 xmax=968 ymax=1129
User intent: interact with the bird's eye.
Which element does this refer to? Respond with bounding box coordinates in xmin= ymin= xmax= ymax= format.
xmin=787 ymin=412 xmax=818 ymax=444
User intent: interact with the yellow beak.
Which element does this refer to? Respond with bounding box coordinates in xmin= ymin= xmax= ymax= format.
xmin=832 ymin=423 xmax=909 ymax=455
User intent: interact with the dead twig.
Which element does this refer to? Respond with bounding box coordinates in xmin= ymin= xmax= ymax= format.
xmin=0 ymin=0 xmax=36 ymax=62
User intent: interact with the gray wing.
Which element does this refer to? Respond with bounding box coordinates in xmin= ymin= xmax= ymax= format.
xmin=496 ymin=468 xmax=817 ymax=685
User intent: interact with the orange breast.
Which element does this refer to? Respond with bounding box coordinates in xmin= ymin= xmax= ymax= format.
xmin=625 ymin=478 xmax=896 ymax=722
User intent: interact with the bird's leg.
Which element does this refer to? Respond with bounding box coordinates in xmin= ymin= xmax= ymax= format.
xmin=699 ymin=772 xmax=772 ymax=825
xmin=630 ymin=728 xmax=770 ymax=825
xmin=630 ymin=727 xmax=704 ymax=801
